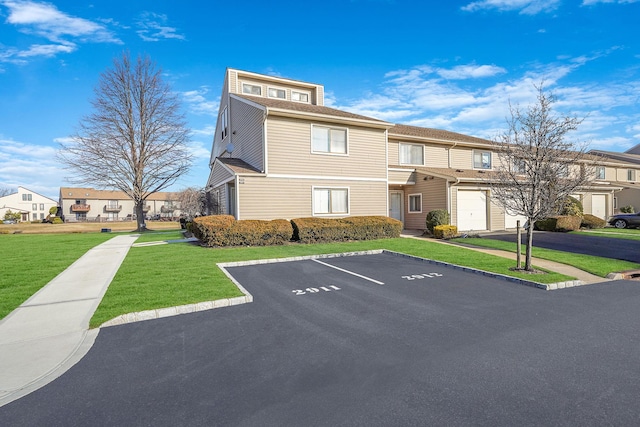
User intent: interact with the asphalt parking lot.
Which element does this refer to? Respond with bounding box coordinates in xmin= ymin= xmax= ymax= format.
xmin=1 ymin=251 xmax=640 ymax=426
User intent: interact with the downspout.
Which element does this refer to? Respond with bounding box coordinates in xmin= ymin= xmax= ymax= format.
xmin=447 ymin=141 xmax=458 ymax=169
xmin=447 ymin=176 xmax=461 ymax=224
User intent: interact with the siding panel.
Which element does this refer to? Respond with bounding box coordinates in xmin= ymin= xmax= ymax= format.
xmin=229 ymin=97 xmax=265 ymax=171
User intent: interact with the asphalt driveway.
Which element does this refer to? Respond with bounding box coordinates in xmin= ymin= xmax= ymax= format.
xmin=483 ymin=230 xmax=640 ymax=263
xmin=1 ymin=252 xmax=639 ymax=426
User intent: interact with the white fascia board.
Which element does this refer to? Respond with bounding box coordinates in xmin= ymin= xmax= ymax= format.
xmin=266 ymin=109 xmax=392 ymax=129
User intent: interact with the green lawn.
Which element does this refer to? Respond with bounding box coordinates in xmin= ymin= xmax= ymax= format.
xmin=451 ymin=237 xmax=640 ymax=277
xmin=571 ymin=228 xmax=640 ymax=241
xmin=0 ymin=233 xmax=115 ymax=319
xmin=133 ymin=230 xmax=186 ymax=243
xmin=89 ymin=237 xmax=575 ymax=328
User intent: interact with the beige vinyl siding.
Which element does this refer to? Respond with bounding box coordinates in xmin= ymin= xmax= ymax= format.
xmin=208 ymin=162 xmax=234 ymax=188
xmin=388 ymin=140 xmax=400 ymax=165
xmin=237 ymin=176 xmax=387 ymax=220
xmin=388 ymin=169 xmax=416 ymax=185
xmin=425 ymin=145 xmax=449 ymax=168
xmin=615 ymin=189 xmax=640 ymax=213
xmin=489 ymin=197 xmax=505 ymax=231
xmin=450 ymin=147 xmax=473 ymax=169
xmin=403 ymin=176 xmax=447 ymax=230
xmin=210 ymin=184 xmax=227 ymax=215
xmin=315 ymin=86 xmax=324 ymax=106
xmin=229 ymin=97 xmax=265 ymax=171
xmin=266 ymin=117 xmax=387 ymax=179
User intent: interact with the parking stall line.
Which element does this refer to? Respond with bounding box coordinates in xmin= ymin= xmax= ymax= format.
xmin=312 ymin=259 xmax=385 ymax=285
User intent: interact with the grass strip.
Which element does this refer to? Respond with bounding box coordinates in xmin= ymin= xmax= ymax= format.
xmin=0 ymin=233 xmax=115 ymax=319
xmin=451 ymin=237 xmax=640 ymax=277
xmin=90 ymin=237 xmax=574 ymax=328
xmin=134 ymin=230 xmax=186 ymax=243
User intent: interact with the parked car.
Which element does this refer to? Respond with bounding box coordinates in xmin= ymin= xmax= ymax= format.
xmin=608 ymin=212 xmax=640 ymax=229
xmin=2 ymin=219 xmax=17 ymax=224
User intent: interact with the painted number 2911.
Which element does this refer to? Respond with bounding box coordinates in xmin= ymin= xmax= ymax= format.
xmin=402 ymin=273 xmax=443 ymax=280
xmin=293 ymin=285 xmax=341 ymax=296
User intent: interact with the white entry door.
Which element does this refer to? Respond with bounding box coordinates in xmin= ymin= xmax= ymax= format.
xmin=457 ymin=190 xmax=487 ymax=231
xmin=592 ymin=194 xmax=606 ymax=219
xmin=389 ymin=191 xmax=403 ymax=223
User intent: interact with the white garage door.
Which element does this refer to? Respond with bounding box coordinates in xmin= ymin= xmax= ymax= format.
xmin=592 ymin=194 xmax=606 ymax=219
xmin=457 ymin=190 xmax=487 ymax=231
xmin=505 ymin=209 xmax=527 ymax=229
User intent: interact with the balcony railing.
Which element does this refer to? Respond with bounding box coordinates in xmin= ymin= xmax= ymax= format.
xmin=104 ymin=204 xmax=122 ymax=212
xmin=71 ymin=204 xmax=91 ymax=212
xmin=161 ymin=205 xmax=176 ymax=213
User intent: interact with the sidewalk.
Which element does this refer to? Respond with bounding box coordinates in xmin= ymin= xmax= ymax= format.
xmin=0 ymin=234 xmax=138 ymax=407
xmin=400 ymin=230 xmax=607 ymax=285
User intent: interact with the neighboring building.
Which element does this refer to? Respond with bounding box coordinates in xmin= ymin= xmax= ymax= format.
xmin=0 ymin=186 xmax=58 ymax=222
xmin=59 ymin=188 xmax=181 ymax=222
xmin=589 ymin=148 xmax=640 ymax=213
xmin=205 ymin=68 xmax=632 ymax=231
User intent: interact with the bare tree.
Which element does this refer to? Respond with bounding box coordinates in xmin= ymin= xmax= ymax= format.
xmin=0 ymin=186 xmax=15 ymax=197
xmin=177 ymin=187 xmax=205 ymax=219
xmin=490 ymin=85 xmax=596 ymax=271
xmin=58 ymin=52 xmax=192 ymax=231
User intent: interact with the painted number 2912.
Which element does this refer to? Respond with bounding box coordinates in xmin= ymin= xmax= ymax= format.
xmin=293 ymin=285 xmax=341 ymax=296
xmin=402 ymin=273 xmax=443 ymax=280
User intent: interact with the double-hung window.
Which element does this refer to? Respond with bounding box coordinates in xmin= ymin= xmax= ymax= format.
xmin=399 ymin=143 xmax=424 ymax=165
xmin=292 ymin=91 xmax=309 ymax=102
xmin=473 ymin=151 xmax=492 ymax=169
xmin=596 ymin=166 xmax=606 ymax=180
xmin=268 ymin=87 xmax=286 ymax=99
xmin=220 ymin=107 xmax=228 ymax=140
xmin=313 ymin=188 xmax=349 ymax=215
xmin=312 ymin=125 xmax=347 ymax=155
xmin=408 ymin=194 xmax=422 ymax=213
xmin=628 ymin=169 xmax=636 ymax=181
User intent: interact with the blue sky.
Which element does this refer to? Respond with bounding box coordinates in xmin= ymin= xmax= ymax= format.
xmin=1 ymin=0 xmax=639 ymax=199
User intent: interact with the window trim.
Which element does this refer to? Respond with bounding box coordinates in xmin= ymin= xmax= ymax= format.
xmin=473 ymin=150 xmax=492 ymax=170
xmin=242 ymin=83 xmax=262 ymax=96
xmin=291 ymin=90 xmax=310 ymax=103
xmin=312 ymin=186 xmax=350 ymax=216
xmin=628 ymin=169 xmax=636 ymax=182
xmin=267 ymin=86 xmax=287 ymax=100
xmin=220 ymin=107 xmax=228 ymax=140
xmin=398 ymin=142 xmax=425 ymax=166
xmin=596 ymin=166 xmax=606 ymax=180
xmin=408 ymin=193 xmax=422 ymax=213
xmin=311 ymin=124 xmax=349 ymax=156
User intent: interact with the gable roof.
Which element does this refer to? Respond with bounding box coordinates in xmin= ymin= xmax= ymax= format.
xmin=216 ymin=157 xmax=262 ymax=174
xmin=59 ymin=187 xmax=180 ymax=201
xmin=589 ymin=150 xmax=640 ymax=166
xmin=389 ymin=124 xmax=493 ymax=146
xmin=233 ymin=94 xmax=392 ymax=127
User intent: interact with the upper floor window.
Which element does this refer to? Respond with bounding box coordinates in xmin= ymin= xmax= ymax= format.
xmin=558 ymin=163 xmax=569 ymax=177
xmin=242 ymin=83 xmax=262 ymax=96
xmin=313 ymin=187 xmax=349 ymax=215
xmin=268 ymin=87 xmax=286 ymax=99
xmin=399 ymin=143 xmax=424 ymax=165
xmin=596 ymin=166 xmax=606 ymax=180
xmin=512 ymin=159 xmax=526 ymax=174
xmin=22 ymin=193 xmax=32 ymax=201
xmin=473 ymin=151 xmax=492 ymax=169
xmin=107 ymin=200 xmax=119 ymax=209
xmin=39 ymin=203 xmax=45 ymax=210
xmin=292 ymin=91 xmax=309 ymax=103
xmin=628 ymin=169 xmax=636 ymax=181
xmin=312 ymin=125 xmax=347 ymax=155
xmin=32 ymin=203 xmax=37 ymax=211
xmin=220 ymin=107 xmax=228 ymax=140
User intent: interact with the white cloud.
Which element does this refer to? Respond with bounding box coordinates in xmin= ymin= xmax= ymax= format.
xmin=582 ymin=0 xmax=638 ymax=5
xmin=461 ymin=0 xmax=561 ymax=14
xmin=0 ymin=0 xmax=121 ymax=63
xmin=437 ymin=64 xmax=507 ymax=80
xmin=136 ymin=12 xmax=185 ymax=42
xmin=180 ymin=87 xmax=218 ymax=116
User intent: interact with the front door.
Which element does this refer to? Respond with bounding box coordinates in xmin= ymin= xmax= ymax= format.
xmin=389 ymin=191 xmax=403 ymax=223
xmin=227 ymin=182 xmax=236 ymax=218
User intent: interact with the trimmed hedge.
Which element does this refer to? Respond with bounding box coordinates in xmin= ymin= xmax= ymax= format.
xmin=535 ymin=216 xmax=582 ymax=232
xmin=426 ymin=210 xmax=450 ymax=234
xmin=190 ymin=215 xmax=293 ymax=247
xmin=433 ymin=225 xmax=458 ymax=239
xmin=291 ymin=216 xmax=402 ymax=243
xmin=580 ymin=214 xmax=606 ymax=229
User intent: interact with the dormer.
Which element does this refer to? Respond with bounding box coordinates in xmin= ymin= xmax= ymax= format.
xmin=227 ymin=69 xmax=324 ymax=106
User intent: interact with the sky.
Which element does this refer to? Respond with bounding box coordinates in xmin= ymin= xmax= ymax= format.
xmin=1 ymin=0 xmax=639 ymax=200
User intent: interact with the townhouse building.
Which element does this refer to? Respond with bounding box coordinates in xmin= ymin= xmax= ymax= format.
xmin=0 ymin=186 xmax=57 ymax=222
xmin=206 ymin=68 xmax=637 ymax=231
xmin=59 ymin=188 xmax=181 ymax=222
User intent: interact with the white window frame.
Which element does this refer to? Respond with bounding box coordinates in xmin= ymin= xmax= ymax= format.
xmin=311 ymin=125 xmax=348 ymax=156
xmin=39 ymin=203 xmax=45 ymax=211
xmin=32 ymin=203 xmax=37 ymax=211
xmin=292 ymin=90 xmax=310 ymax=103
xmin=267 ymin=86 xmax=286 ymax=99
xmin=220 ymin=107 xmax=228 ymax=140
xmin=628 ymin=169 xmax=636 ymax=181
xmin=473 ymin=150 xmax=492 ymax=170
xmin=22 ymin=193 xmax=32 ymax=201
xmin=408 ymin=193 xmax=422 ymax=213
xmin=312 ymin=186 xmax=350 ymax=216
xmin=596 ymin=166 xmax=606 ymax=180
xmin=399 ymin=143 xmax=425 ymax=166
xmin=242 ymin=83 xmax=262 ymax=96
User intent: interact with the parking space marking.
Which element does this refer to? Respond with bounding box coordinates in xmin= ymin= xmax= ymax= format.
xmin=312 ymin=259 xmax=385 ymax=285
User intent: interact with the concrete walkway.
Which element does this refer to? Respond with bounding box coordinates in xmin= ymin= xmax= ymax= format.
xmin=401 ymin=230 xmax=607 ymax=284
xmin=0 ymin=235 xmax=138 ymax=407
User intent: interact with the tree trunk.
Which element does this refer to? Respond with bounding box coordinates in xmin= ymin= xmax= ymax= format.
xmin=135 ymin=201 xmax=146 ymax=232
xmin=524 ymin=221 xmax=534 ymax=271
